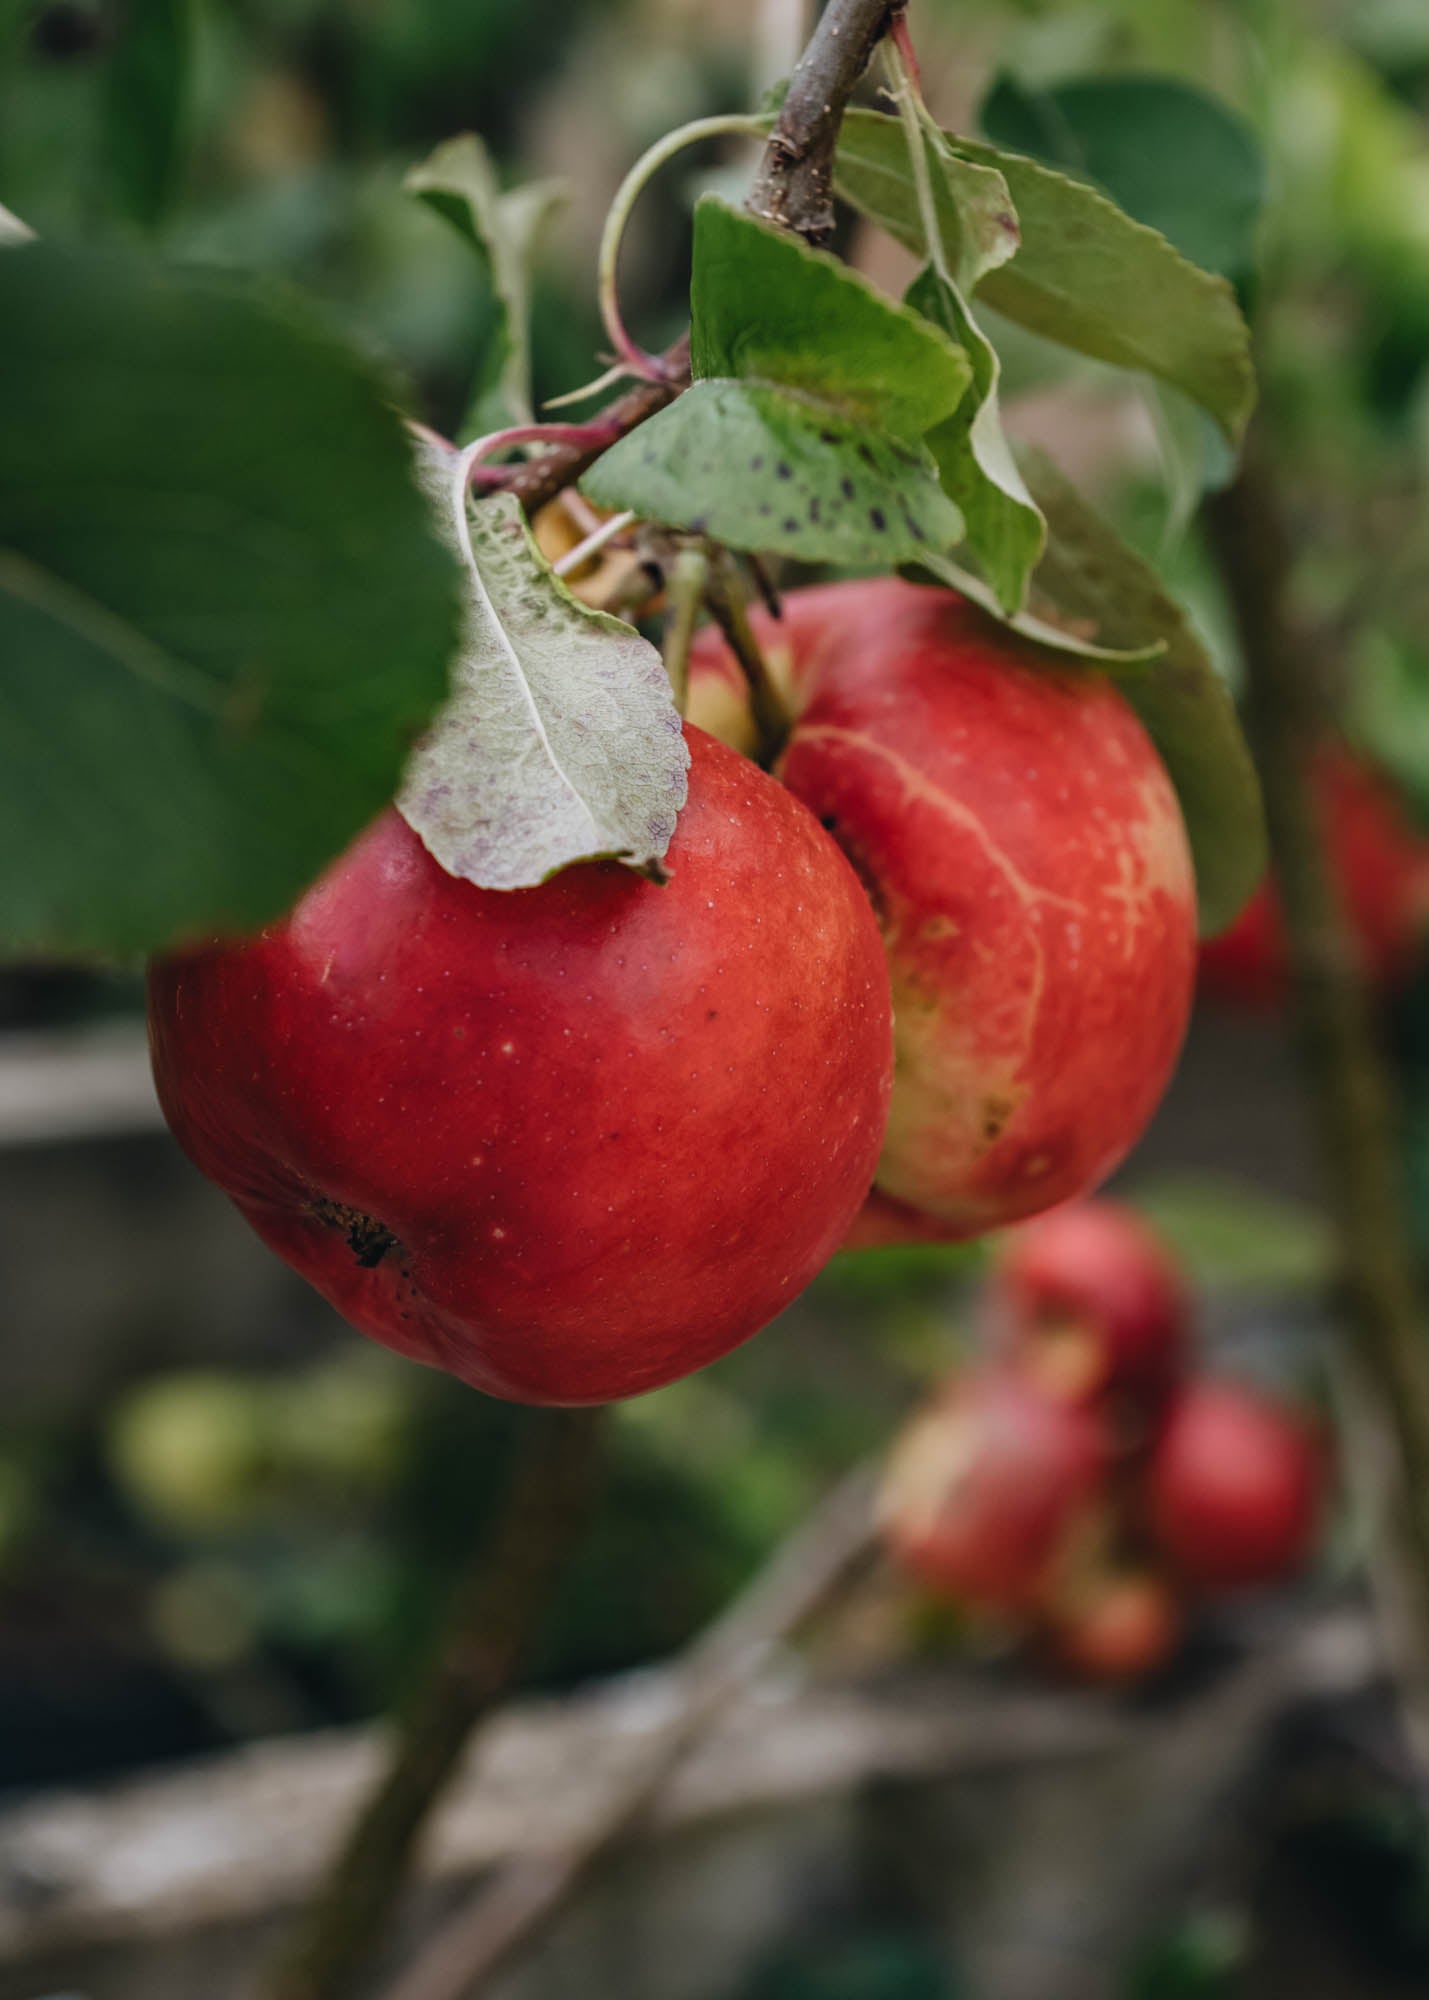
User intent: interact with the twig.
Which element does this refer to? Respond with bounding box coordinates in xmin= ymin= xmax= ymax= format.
xmin=747 ymin=0 xmax=904 ymax=245
xmin=704 ymin=552 xmax=794 ymax=767
xmin=509 ymin=0 xmax=902 ymax=518
xmin=380 ymin=1463 xmax=881 ymax=2000
xmin=506 ymin=334 xmax=693 ymax=519
xmin=1204 ymin=435 xmax=1429 ymax=1756
xmin=260 ymin=1408 xmax=603 ymax=2000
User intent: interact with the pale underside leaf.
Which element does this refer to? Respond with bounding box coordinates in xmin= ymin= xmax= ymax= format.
xmin=399 ymin=445 xmax=688 ymax=890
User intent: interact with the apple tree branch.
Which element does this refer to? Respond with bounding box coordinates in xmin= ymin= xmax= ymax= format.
xmin=506 ymin=0 xmax=904 ymax=519
xmin=1204 ymin=437 xmax=1429 ymax=1754
xmin=260 ymin=1407 xmax=603 ymax=2000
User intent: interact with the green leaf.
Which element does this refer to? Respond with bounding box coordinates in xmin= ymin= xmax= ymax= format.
xmin=907 ymin=265 xmax=1044 ymax=614
xmin=405 ymin=134 xmax=566 ymax=432
xmin=1132 ymin=1177 xmax=1331 ymax=1293
xmin=1147 ymin=384 xmax=1239 ymax=543
xmin=833 ymin=108 xmax=1256 ymax=444
xmin=0 ymin=243 xmax=460 ymax=960
xmin=911 ymin=550 xmax=1164 ymax=667
xmin=584 ymin=378 xmax=964 ymax=569
xmin=884 ymin=106 xmax=1043 ymax=614
xmin=103 ymin=0 xmax=194 ymax=228
xmin=980 ymin=72 xmax=1267 ymax=280
xmin=585 ymin=200 xmax=969 ymax=568
xmin=398 ymin=451 xmax=688 ymax=888
xmin=690 ymin=197 xmax=971 ymax=442
xmin=1018 ymin=451 xmax=1266 ymax=935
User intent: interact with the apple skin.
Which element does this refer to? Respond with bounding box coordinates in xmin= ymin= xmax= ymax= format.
xmin=1199 ymin=746 xmax=1429 ymax=1008
xmin=1147 ymin=1381 xmax=1323 ymax=1591
xmin=148 ymin=727 xmax=893 ymax=1407
xmin=1048 ymin=1567 xmax=1182 ymax=1683
xmin=987 ymin=1198 xmax=1189 ymax=1409
xmin=878 ymin=1369 xmax=1109 ymax=1614
xmin=689 ymin=579 xmax=1197 ymax=1240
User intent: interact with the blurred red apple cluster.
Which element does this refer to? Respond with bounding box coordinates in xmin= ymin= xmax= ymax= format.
xmin=878 ymin=1199 xmax=1327 ymax=1683
xmin=1199 ymin=746 xmax=1429 ymax=1008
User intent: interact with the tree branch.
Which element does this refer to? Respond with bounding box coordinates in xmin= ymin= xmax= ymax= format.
xmin=507 ymin=335 xmax=692 ymax=520
xmin=510 ymin=0 xmax=901 ymax=519
xmin=1203 ymin=435 xmax=1429 ymax=1750
xmin=378 ymin=1464 xmax=881 ymax=2000
xmin=747 ymin=0 xmax=903 ymax=244
xmin=260 ymin=1408 xmax=603 ymax=2000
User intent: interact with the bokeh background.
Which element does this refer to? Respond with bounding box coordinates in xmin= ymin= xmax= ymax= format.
xmin=3 ymin=0 xmax=1429 ymax=1995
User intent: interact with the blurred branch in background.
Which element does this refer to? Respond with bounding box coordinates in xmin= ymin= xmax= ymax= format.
xmin=1205 ymin=437 xmax=1429 ymax=1764
xmin=261 ymin=1407 xmax=603 ymax=2000
xmin=754 ymin=0 xmax=812 ymax=99
xmin=380 ymin=1462 xmax=879 ymax=2000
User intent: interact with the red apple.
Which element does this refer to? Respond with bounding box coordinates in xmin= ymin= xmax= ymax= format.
xmin=988 ymin=1198 xmax=1189 ymax=1409
xmin=878 ymin=1368 xmax=1109 ymax=1614
xmin=689 ymin=579 xmax=1197 ymax=1241
xmin=1199 ymin=745 xmax=1429 ymax=1007
xmin=148 ymin=727 xmax=893 ymax=1406
xmin=1147 ymin=1381 xmax=1323 ymax=1591
xmin=1047 ymin=1566 xmax=1182 ymax=1683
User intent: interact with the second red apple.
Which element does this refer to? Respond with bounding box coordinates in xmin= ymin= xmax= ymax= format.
xmin=691 ymin=579 xmax=1198 ymax=1240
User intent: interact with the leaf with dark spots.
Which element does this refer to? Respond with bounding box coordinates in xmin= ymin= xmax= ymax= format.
xmin=585 ymin=379 xmax=963 ymax=570
xmin=585 ymin=199 xmax=972 ymax=572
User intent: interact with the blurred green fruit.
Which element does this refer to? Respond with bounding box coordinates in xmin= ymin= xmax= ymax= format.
xmin=268 ymin=1355 xmax=412 ymax=1491
xmin=108 ymin=1373 xmax=270 ymax=1532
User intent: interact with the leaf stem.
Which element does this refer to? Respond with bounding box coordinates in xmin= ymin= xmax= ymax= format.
xmin=551 ymin=509 xmax=637 ymax=579
xmin=887 ymin=8 xmax=923 ymax=96
xmin=596 ymin=114 xmax=767 ymax=385
xmin=883 ymin=38 xmax=949 ymax=287
xmin=456 ymin=422 xmax=623 ymax=496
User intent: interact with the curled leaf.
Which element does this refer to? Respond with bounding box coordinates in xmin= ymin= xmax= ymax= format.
xmin=399 ymin=444 xmax=688 ymax=890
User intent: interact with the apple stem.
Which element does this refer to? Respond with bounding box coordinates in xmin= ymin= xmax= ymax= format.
xmin=596 ymin=113 xmax=767 ymax=388
xmin=662 ymin=545 xmax=710 ymax=713
xmin=704 ymin=550 xmax=793 ymax=767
